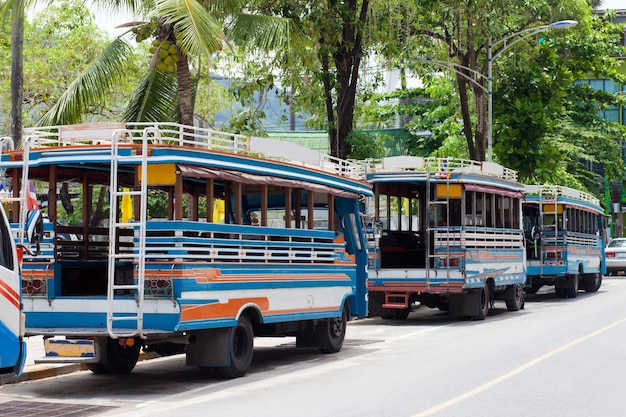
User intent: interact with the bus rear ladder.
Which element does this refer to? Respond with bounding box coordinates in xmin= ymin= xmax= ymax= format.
xmin=106 ymin=128 xmax=150 ymax=339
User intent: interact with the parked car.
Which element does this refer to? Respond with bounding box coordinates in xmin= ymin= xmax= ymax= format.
xmin=605 ymin=238 xmax=626 ymax=275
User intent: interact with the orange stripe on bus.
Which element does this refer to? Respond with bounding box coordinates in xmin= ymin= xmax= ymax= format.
xmin=180 ymin=297 xmax=270 ymax=322
xmin=141 ymin=268 xmax=351 ymax=283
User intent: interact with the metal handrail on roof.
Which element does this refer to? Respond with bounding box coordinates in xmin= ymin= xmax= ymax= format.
xmin=362 ymin=156 xmax=519 ymax=182
xmin=22 ymin=122 xmax=364 ymax=179
xmin=524 ymin=184 xmax=600 ymax=207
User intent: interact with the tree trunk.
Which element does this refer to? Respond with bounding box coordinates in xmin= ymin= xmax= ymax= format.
xmin=455 ymin=67 xmax=487 ymax=162
xmin=320 ymin=51 xmax=337 ymax=156
xmin=472 ymin=84 xmax=487 ymax=162
xmin=89 ymin=186 xmax=108 ymax=227
xmin=10 ymin=1 xmax=24 ymax=149
xmin=456 ymin=76 xmax=478 ymax=160
xmin=176 ymin=53 xmax=194 ymax=127
xmin=321 ymin=0 xmax=368 ymax=160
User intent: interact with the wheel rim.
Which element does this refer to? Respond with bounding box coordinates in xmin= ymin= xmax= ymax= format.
xmin=233 ymin=325 xmax=249 ymax=359
xmin=481 ymin=286 xmax=488 ymax=312
xmin=330 ymin=316 xmax=344 ymax=338
xmin=516 ymin=284 xmax=523 ymax=304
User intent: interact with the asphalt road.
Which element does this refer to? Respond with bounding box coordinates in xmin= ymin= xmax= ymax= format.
xmin=2 ymin=277 xmax=626 ymax=417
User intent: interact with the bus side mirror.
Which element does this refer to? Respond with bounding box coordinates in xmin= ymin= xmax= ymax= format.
xmin=531 ymin=226 xmax=541 ymax=241
xmin=373 ymin=221 xmax=383 ymax=239
xmin=25 ymin=209 xmax=44 ymax=255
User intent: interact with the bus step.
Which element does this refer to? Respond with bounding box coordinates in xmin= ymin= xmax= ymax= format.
xmin=383 ymin=293 xmax=409 ymax=309
xmin=109 ymin=315 xmax=141 ymax=322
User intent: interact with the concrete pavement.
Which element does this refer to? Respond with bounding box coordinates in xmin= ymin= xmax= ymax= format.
xmin=0 ymin=336 xmax=85 ymax=385
xmin=1 ymin=336 xmax=155 ymax=385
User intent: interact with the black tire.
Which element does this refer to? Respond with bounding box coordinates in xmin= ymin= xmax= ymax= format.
xmin=394 ymin=308 xmax=410 ymax=320
xmin=99 ymin=338 xmax=140 ymax=375
xmin=582 ymin=273 xmax=602 ymax=293
xmin=199 ymin=366 xmax=221 ymax=377
xmin=318 ymin=304 xmax=348 ymax=354
xmin=380 ymin=308 xmax=410 ymax=320
xmin=555 ymin=287 xmax=568 ymax=298
xmin=86 ymin=363 xmax=107 ymax=374
xmin=218 ymin=315 xmax=254 ymax=379
xmin=475 ymin=286 xmax=489 ymax=320
xmin=505 ymin=284 xmax=524 ymax=311
xmin=566 ymin=275 xmax=579 ymax=298
xmin=524 ymin=283 xmax=541 ymax=295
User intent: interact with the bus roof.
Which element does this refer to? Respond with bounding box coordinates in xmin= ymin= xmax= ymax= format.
xmin=524 ymin=184 xmax=601 ymax=208
xmin=363 ymin=156 xmax=519 ymax=182
xmin=1 ymin=123 xmax=372 ymax=197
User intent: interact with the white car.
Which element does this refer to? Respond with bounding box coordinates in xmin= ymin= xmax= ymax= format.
xmin=605 ymin=238 xmax=626 ymax=275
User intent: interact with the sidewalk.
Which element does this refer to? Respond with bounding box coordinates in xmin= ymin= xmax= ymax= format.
xmin=0 ymin=336 xmax=86 ymax=385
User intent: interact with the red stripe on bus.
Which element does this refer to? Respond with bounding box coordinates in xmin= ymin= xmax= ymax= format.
xmin=0 ymin=280 xmax=19 ymax=309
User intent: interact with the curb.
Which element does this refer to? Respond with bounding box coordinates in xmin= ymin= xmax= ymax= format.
xmin=0 ymin=351 xmax=156 ymax=385
xmin=1 ymin=363 xmax=85 ymax=385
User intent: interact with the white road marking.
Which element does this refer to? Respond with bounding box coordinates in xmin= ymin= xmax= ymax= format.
xmin=411 ymin=315 xmax=626 ymax=417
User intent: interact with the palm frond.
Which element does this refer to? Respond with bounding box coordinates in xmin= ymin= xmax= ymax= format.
xmin=227 ymin=14 xmax=295 ymax=51
xmin=201 ymin=0 xmax=246 ymax=15
xmin=92 ymin=0 xmax=145 ymax=16
xmin=122 ymin=68 xmax=179 ymax=122
xmin=0 ymin=1 xmax=12 ymax=24
xmin=37 ymin=37 xmax=134 ymax=126
xmin=1 ymin=0 xmax=23 ymax=25
xmin=155 ymin=0 xmax=224 ymax=56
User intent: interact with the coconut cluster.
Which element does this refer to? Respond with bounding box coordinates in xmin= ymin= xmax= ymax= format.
xmin=131 ymin=24 xmax=155 ymax=43
xmin=150 ymin=40 xmax=181 ymax=73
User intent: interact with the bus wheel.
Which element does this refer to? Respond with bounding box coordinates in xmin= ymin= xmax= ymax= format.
xmin=394 ymin=308 xmax=410 ymax=320
xmin=475 ymin=286 xmax=489 ymax=320
xmin=199 ymin=366 xmax=221 ymax=377
xmin=555 ymin=287 xmax=568 ymax=298
xmin=582 ymin=273 xmax=602 ymax=293
xmin=318 ymin=304 xmax=348 ymax=354
xmin=565 ymin=276 xmax=579 ymax=298
xmin=505 ymin=284 xmax=524 ymax=311
xmin=86 ymin=363 xmax=107 ymax=374
xmin=97 ymin=338 xmax=140 ymax=375
xmin=218 ymin=314 xmax=254 ymax=379
xmin=381 ymin=308 xmax=410 ymax=320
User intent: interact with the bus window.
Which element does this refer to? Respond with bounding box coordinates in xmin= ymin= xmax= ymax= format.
xmin=475 ymin=192 xmax=484 ymax=226
xmin=0 ymin=207 xmax=12 ymax=270
xmin=465 ymin=191 xmax=474 ymax=226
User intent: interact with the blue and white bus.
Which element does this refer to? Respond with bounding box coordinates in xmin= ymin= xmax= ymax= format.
xmin=523 ymin=185 xmax=605 ymax=297
xmin=364 ymin=156 xmax=526 ymax=320
xmin=1 ymin=122 xmax=371 ymax=378
xmin=0 ymin=192 xmax=27 ymax=380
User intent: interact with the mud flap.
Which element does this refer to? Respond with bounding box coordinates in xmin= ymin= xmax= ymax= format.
xmin=449 ymin=290 xmax=481 ymax=317
xmin=185 ymin=328 xmax=231 ymax=367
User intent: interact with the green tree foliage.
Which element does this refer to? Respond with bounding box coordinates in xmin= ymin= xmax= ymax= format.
xmin=345 ymin=130 xmax=385 ymax=159
xmin=0 ymin=0 xmax=143 ymax=133
xmin=245 ymin=0 xmax=374 ymax=159
xmin=359 ymin=76 xmax=466 ymax=158
xmin=36 ymin=0 xmax=293 ymax=128
xmin=383 ymin=0 xmax=591 ymax=161
xmin=493 ymin=9 xmax=626 ymax=190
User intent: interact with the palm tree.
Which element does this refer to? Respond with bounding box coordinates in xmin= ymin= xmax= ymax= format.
xmin=38 ymin=0 xmax=294 ymax=126
xmin=2 ymin=0 xmax=25 ymax=147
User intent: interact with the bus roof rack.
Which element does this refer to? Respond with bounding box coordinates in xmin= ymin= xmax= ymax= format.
xmin=22 ymin=122 xmax=363 ymax=179
xmin=364 ymin=156 xmax=518 ymax=182
xmin=524 ymin=184 xmax=600 ymax=206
